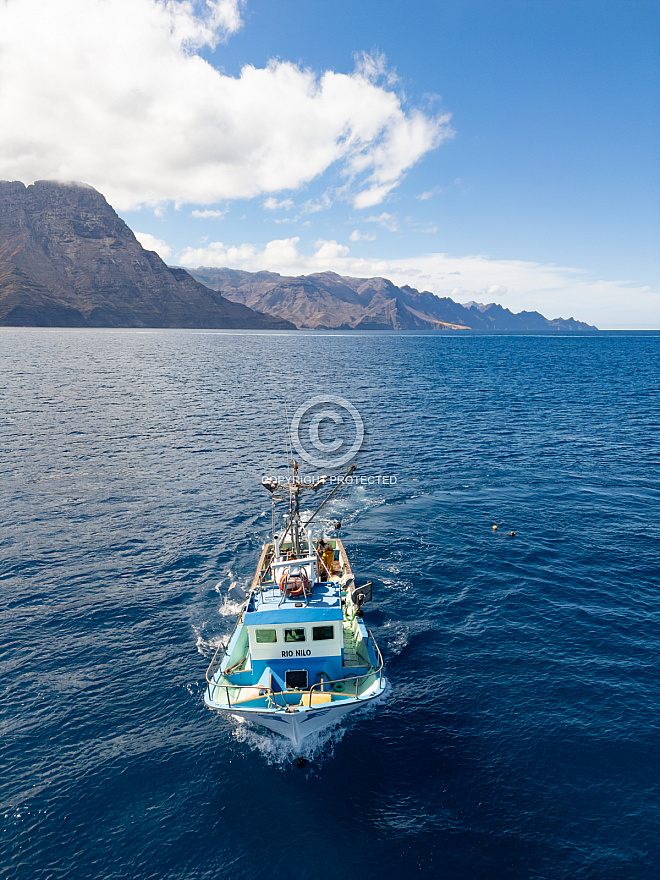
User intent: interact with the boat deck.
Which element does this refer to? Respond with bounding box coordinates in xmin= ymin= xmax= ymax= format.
xmin=207 ymin=669 xmax=382 ymax=710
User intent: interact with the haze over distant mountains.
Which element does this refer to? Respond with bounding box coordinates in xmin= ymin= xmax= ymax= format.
xmin=0 ymin=180 xmax=597 ymax=331
xmin=189 ymin=268 xmax=597 ymax=332
xmin=0 ymin=181 xmax=293 ymax=329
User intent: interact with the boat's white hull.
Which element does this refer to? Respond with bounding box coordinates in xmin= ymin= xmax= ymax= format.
xmin=205 ymin=680 xmax=386 ymax=745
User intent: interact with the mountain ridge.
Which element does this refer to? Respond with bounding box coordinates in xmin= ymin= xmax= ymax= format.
xmin=0 ymin=181 xmax=294 ymax=329
xmin=188 ymin=267 xmax=598 ymax=332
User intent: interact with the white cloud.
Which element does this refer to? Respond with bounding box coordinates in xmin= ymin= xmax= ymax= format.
xmin=349 ymin=230 xmax=377 ymax=242
xmin=175 ymin=237 xmax=660 ymax=328
xmin=485 ymin=284 xmax=508 ymax=297
xmin=366 ymin=212 xmax=399 ymax=232
xmin=0 ymin=0 xmax=450 ymax=211
xmin=178 ymin=236 xmax=301 ymax=269
xmin=263 ymin=197 xmax=294 ymax=211
xmin=134 ymin=231 xmax=172 ymax=259
xmin=166 ymin=0 xmax=245 ymax=49
xmin=300 ymin=193 xmax=333 ymax=215
xmin=417 ymin=185 xmax=443 ymax=200
xmin=404 ymin=216 xmax=437 ymax=234
xmin=313 ymin=239 xmax=350 ymax=261
xmin=353 ymin=50 xmax=398 ymax=88
xmin=191 ymin=208 xmax=227 ymax=218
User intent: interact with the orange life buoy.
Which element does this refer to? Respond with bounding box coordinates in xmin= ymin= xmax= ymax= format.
xmin=279 ymin=567 xmax=309 ymax=596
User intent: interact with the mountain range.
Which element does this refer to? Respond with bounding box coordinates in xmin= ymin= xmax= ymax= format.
xmin=0 ymin=180 xmax=597 ymax=332
xmin=188 ymin=267 xmax=597 ymax=332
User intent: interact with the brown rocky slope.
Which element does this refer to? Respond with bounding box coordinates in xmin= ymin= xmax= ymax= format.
xmin=0 ymin=181 xmax=293 ymax=329
xmin=188 ymin=267 xmax=597 ymax=332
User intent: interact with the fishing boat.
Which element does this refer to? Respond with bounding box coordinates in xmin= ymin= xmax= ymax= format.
xmin=204 ymin=462 xmax=385 ymax=745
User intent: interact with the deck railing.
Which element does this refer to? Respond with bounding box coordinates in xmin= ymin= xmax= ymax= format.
xmin=205 ymin=630 xmax=384 ymax=711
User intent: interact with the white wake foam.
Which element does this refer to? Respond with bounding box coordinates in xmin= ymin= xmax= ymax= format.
xmin=192 ymin=625 xmax=226 ymax=657
xmin=217 ymin=595 xmax=244 ymax=617
xmin=382 ymin=620 xmax=410 ymax=655
xmin=231 ymin=716 xmax=346 ymax=768
xmin=214 ymin=571 xmax=247 ymax=615
xmin=229 ymin=684 xmax=391 ymax=768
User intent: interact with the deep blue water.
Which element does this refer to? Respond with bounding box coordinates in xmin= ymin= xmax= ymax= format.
xmin=1 ymin=329 xmax=659 ymax=880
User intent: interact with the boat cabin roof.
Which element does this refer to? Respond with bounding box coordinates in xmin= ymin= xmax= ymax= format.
xmin=245 ymin=579 xmax=343 ymax=625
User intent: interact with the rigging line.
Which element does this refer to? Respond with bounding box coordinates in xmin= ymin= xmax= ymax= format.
xmin=302 ymin=464 xmax=357 ymax=530
xmin=286 ymin=400 xmax=295 ymax=466
xmin=281 ymin=402 xmax=288 ymax=470
xmin=278 ymin=398 xmax=293 ymax=537
xmin=283 ymin=399 xmax=290 ymax=472
xmin=283 ymin=398 xmax=293 ymax=507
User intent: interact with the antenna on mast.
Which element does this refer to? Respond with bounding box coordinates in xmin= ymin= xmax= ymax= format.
xmin=262 ymin=459 xmax=354 ymax=561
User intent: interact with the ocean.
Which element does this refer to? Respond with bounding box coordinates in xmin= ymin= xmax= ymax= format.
xmin=1 ymin=328 xmax=659 ymax=880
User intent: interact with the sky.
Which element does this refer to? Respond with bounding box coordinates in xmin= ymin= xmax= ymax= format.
xmin=0 ymin=0 xmax=658 ymax=329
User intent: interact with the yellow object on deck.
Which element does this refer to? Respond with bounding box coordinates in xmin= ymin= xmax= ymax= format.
xmin=301 ymin=691 xmax=333 ymax=707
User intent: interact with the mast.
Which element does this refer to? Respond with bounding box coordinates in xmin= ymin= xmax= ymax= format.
xmin=262 ymin=460 xmax=356 ymax=557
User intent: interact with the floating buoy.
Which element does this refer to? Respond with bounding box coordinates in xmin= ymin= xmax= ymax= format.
xmin=492 ymin=524 xmax=498 ymax=531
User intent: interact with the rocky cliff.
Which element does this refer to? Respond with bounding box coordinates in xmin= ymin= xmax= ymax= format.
xmin=188 ymin=267 xmax=597 ymax=332
xmin=0 ymin=181 xmax=294 ymax=329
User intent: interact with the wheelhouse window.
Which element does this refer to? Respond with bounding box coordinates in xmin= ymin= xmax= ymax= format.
xmin=312 ymin=625 xmax=334 ymax=641
xmin=284 ymin=628 xmax=306 ymax=643
xmin=255 ymin=629 xmax=277 ymax=643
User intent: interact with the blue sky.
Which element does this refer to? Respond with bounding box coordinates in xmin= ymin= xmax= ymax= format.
xmin=1 ymin=0 xmax=658 ymax=327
